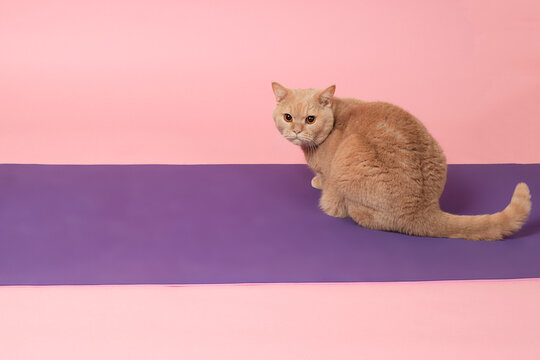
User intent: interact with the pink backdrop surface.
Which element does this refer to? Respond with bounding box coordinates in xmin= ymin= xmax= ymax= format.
xmin=1 ymin=0 xmax=539 ymax=165
xmin=1 ymin=280 xmax=539 ymax=359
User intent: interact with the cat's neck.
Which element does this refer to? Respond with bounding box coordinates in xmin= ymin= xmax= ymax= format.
xmin=300 ymin=97 xmax=350 ymax=156
xmin=301 ymin=97 xmax=363 ymax=158
xmin=331 ymin=96 xmax=364 ymax=121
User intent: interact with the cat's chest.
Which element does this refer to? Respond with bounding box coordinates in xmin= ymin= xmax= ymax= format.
xmin=305 ymin=151 xmax=324 ymax=174
xmin=303 ymin=129 xmax=343 ymax=174
xmin=303 ymin=141 xmax=335 ymax=175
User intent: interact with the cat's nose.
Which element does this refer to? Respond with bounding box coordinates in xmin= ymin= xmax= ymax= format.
xmin=292 ymin=129 xmax=302 ymax=134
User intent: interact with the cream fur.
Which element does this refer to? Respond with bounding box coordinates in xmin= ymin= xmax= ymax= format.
xmin=271 ymin=82 xmax=532 ymax=241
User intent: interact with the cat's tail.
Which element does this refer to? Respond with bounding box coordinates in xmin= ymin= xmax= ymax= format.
xmin=426 ymin=182 xmax=531 ymax=241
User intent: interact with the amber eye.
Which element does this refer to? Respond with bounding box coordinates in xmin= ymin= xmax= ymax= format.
xmin=306 ymin=115 xmax=316 ymax=124
xmin=283 ymin=113 xmax=292 ymax=122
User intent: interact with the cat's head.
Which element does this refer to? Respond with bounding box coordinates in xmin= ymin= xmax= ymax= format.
xmin=271 ymin=82 xmax=336 ymax=147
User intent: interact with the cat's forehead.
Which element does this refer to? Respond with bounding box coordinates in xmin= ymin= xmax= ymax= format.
xmin=283 ymin=88 xmax=320 ymax=114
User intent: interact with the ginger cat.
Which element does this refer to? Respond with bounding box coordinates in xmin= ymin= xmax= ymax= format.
xmin=271 ymin=82 xmax=531 ymax=240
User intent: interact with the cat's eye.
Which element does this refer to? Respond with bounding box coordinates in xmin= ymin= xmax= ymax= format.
xmin=283 ymin=113 xmax=292 ymax=122
xmin=306 ymin=115 xmax=316 ymax=124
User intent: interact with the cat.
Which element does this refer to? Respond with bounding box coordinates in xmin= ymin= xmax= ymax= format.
xmin=271 ymin=82 xmax=531 ymax=240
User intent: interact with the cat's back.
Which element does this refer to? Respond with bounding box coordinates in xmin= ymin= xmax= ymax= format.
xmin=343 ymin=101 xmax=418 ymax=131
xmin=340 ymin=100 xmax=436 ymax=148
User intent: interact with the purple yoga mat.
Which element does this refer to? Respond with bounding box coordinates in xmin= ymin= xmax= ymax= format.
xmin=0 ymin=164 xmax=539 ymax=285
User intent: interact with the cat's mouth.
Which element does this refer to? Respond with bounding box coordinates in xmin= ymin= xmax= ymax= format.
xmin=285 ymin=133 xmax=311 ymax=146
xmin=287 ymin=134 xmax=304 ymax=145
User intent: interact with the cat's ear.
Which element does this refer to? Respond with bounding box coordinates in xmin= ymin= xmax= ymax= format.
xmin=272 ymin=82 xmax=288 ymax=103
xmin=318 ymin=85 xmax=336 ymax=107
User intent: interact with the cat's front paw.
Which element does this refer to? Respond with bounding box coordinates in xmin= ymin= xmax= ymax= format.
xmin=311 ymin=176 xmax=322 ymax=190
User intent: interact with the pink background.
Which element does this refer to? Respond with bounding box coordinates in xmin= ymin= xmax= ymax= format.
xmin=1 ymin=0 xmax=539 ymax=165
xmin=1 ymin=280 xmax=540 ymax=359
xmin=1 ymin=2 xmax=539 ymax=357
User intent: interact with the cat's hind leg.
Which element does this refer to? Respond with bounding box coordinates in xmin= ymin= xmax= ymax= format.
xmin=348 ymin=205 xmax=387 ymax=231
xmin=319 ymin=187 xmax=348 ymax=218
